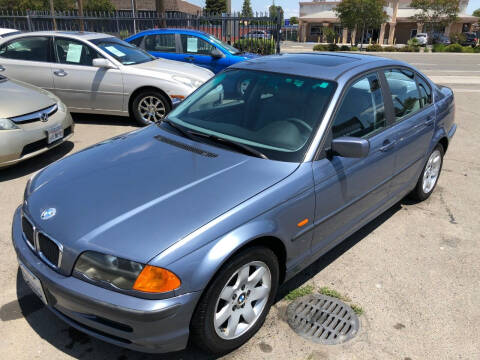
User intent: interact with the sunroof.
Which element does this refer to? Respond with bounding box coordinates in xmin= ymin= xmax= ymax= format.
xmin=275 ymin=54 xmax=359 ymax=67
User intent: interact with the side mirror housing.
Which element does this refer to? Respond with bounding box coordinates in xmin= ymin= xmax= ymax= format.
xmin=211 ymin=48 xmax=224 ymax=59
xmin=93 ymin=58 xmax=116 ymax=69
xmin=331 ymin=136 xmax=370 ymax=158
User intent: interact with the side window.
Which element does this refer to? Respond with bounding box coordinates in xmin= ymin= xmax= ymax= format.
xmin=417 ymin=75 xmax=432 ymax=107
xmin=332 ymin=73 xmax=386 ymax=139
xmin=129 ymin=35 xmax=144 ymax=48
xmin=0 ymin=36 xmax=51 ymax=62
xmin=144 ymin=34 xmax=176 ymax=52
xmin=384 ymin=68 xmax=421 ymax=121
xmin=54 ymin=38 xmax=100 ymax=66
xmin=180 ymin=35 xmax=215 ymax=55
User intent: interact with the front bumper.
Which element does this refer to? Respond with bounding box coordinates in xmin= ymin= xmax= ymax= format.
xmin=12 ymin=206 xmax=200 ymax=353
xmin=0 ymin=109 xmax=74 ymax=168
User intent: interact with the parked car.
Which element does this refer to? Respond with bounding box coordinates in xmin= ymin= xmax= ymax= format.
xmin=415 ymin=32 xmax=428 ymax=45
xmin=461 ymin=32 xmax=478 ymax=47
xmin=432 ymin=33 xmax=450 ymax=45
xmin=241 ymin=30 xmax=271 ymax=40
xmin=0 ymin=75 xmax=73 ymax=168
xmin=126 ymin=29 xmax=259 ymax=74
xmin=0 ymin=31 xmax=214 ymax=125
xmin=13 ymin=53 xmax=455 ymax=354
xmin=0 ymin=28 xmax=21 ymax=38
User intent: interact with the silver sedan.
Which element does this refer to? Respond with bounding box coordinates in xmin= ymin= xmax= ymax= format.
xmin=0 ymin=75 xmax=74 ymax=168
xmin=0 ymin=31 xmax=214 ymax=125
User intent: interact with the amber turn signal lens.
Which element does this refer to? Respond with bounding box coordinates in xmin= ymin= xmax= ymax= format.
xmin=132 ymin=265 xmax=181 ymax=293
xmin=297 ymin=218 xmax=309 ymax=227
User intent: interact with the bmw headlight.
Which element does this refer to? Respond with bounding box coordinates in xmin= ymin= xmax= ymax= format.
xmin=73 ymin=251 xmax=181 ymax=293
xmin=0 ymin=118 xmax=19 ymax=130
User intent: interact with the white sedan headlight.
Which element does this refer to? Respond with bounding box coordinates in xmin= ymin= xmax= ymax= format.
xmin=0 ymin=118 xmax=19 ymax=130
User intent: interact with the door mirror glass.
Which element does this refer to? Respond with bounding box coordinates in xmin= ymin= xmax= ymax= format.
xmin=211 ymin=48 xmax=224 ymax=58
xmin=331 ymin=136 xmax=370 ymax=158
xmin=92 ymin=58 xmax=115 ymax=69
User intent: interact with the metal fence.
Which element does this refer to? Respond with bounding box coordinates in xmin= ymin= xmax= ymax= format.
xmin=0 ymin=10 xmax=282 ymax=53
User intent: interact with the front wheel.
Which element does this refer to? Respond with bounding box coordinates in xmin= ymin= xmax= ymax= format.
xmin=190 ymin=246 xmax=279 ymax=354
xmin=410 ymin=144 xmax=444 ymax=201
xmin=131 ymin=90 xmax=171 ymax=126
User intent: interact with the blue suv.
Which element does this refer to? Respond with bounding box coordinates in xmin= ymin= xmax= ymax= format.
xmin=126 ymin=29 xmax=259 ymax=73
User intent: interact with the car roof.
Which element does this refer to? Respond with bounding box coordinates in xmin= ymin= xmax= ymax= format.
xmin=130 ymin=28 xmax=212 ymax=38
xmin=229 ymin=53 xmax=405 ymax=81
xmin=5 ymin=31 xmax=112 ymax=41
xmin=0 ymin=28 xmax=18 ymax=35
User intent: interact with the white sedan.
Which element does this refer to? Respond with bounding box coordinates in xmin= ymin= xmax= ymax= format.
xmin=0 ymin=31 xmax=214 ymax=125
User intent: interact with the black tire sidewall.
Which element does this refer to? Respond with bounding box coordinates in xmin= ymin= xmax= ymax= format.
xmin=414 ymin=144 xmax=444 ymax=201
xmin=190 ymin=246 xmax=279 ymax=354
xmin=131 ymin=90 xmax=171 ymax=126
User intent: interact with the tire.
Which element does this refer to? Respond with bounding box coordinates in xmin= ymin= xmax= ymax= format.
xmin=131 ymin=90 xmax=171 ymax=126
xmin=190 ymin=246 xmax=279 ymax=354
xmin=410 ymin=144 xmax=444 ymax=201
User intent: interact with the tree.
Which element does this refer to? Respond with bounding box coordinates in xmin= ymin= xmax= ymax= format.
xmin=155 ymin=0 xmax=166 ymax=28
xmin=410 ymin=0 xmax=460 ymax=42
xmin=205 ymin=0 xmax=227 ymax=14
xmin=290 ymin=16 xmax=299 ymax=25
xmin=84 ymin=0 xmax=115 ymax=12
xmin=472 ymin=8 xmax=480 ymax=18
xmin=0 ymin=0 xmax=74 ymax=11
xmin=241 ymin=0 xmax=253 ymax=17
xmin=334 ymin=0 xmax=388 ymax=49
xmin=269 ymin=1 xmax=284 ymax=24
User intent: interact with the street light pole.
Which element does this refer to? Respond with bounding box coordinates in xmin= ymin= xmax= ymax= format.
xmin=131 ymin=0 xmax=136 ymax=34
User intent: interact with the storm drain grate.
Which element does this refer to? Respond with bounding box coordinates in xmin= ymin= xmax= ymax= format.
xmin=286 ymin=294 xmax=359 ymax=345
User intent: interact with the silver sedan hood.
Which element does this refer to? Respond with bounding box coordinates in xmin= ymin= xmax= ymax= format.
xmin=0 ymin=77 xmax=56 ymax=118
xmin=129 ymin=59 xmax=214 ymax=82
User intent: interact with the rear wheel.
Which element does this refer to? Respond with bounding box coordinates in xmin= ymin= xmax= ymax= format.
xmin=190 ymin=246 xmax=279 ymax=354
xmin=410 ymin=144 xmax=444 ymax=201
xmin=131 ymin=90 xmax=170 ymax=126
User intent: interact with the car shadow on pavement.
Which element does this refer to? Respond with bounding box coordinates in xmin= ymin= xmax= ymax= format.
xmin=9 ymin=201 xmax=404 ymax=360
xmin=0 ymin=141 xmax=74 ymax=182
xmin=72 ymin=113 xmax=138 ymax=127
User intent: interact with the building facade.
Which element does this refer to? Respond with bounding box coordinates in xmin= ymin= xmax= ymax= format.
xmin=111 ymin=0 xmax=201 ymax=15
xmin=299 ymin=0 xmax=478 ymax=44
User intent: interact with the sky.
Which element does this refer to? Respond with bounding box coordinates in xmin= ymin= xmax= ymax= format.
xmin=187 ymin=0 xmax=480 ymax=17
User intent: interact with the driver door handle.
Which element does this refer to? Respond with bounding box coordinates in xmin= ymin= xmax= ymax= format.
xmin=184 ymin=56 xmax=195 ymax=61
xmin=379 ymin=139 xmax=396 ymax=152
xmin=54 ymin=69 xmax=68 ymax=77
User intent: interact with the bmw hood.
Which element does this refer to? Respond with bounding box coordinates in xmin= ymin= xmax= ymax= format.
xmin=24 ymin=126 xmax=298 ymax=267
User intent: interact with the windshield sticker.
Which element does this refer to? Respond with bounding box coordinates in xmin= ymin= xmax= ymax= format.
xmin=319 ymin=82 xmax=329 ymax=88
xmin=66 ymin=43 xmax=83 ymax=63
xmin=187 ymin=37 xmax=198 ymax=53
xmin=105 ymin=46 xmax=126 ymax=57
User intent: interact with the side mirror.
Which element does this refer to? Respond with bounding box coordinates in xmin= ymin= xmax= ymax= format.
xmin=211 ymin=48 xmax=224 ymax=59
xmin=331 ymin=136 xmax=370 ymax=158
xmin=93 ymin=58 xmax=116 ymax=69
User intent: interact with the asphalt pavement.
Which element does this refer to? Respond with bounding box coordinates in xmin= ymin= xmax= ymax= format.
xmin=0 ymin=51 xmax=479 ymax=360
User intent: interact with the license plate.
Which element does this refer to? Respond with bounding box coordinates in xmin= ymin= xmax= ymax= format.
xmin=19 ymin=262 xmax=48 ymax=305
xmin=47 ymin=125 xmax=64 ymax=144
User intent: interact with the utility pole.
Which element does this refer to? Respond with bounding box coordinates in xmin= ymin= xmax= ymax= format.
xmin=49 ymin=0 xmax=57 ymax=30
xmin=78 ymin=0 xmax=85 ymax=32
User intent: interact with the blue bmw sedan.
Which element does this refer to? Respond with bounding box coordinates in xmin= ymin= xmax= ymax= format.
xmin=125 ymin=29 xmax=259 ymax=73
xmin=13 ymin=53 xmax=456 ymax=354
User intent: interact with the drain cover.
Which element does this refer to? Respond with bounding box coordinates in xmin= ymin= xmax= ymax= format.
xmin=286 ymin=294 xmax=359 ymax=344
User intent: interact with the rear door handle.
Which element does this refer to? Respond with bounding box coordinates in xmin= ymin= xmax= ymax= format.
xmin=380 ymin=139 xmax=396 ymax=152
xmin=0 ymin=65 xmax=5 ymax=72
xmin=54 ymin=69 xmax=68 ymax=77
xmin=424 ymin=116 xmax=434 ymax=126
xmin=184 ymin=56 xmax=195 ymax=61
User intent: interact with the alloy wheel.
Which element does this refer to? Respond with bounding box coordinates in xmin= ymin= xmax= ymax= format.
xmin=422 ymin=149 xmax=442 ymax=193
xmin=214 ymin=261 xmax=271 ymax=340
xmin=137 ymin=95 xmax=166 ymax=123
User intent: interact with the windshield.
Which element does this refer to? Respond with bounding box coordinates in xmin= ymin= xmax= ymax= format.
xmin=207 ymin=35 xmax=240 ymax=55
xmin=91 ymin=37 xmax=155 ymax=65
xmin=167 ymin=69 xmax=336 ymax=162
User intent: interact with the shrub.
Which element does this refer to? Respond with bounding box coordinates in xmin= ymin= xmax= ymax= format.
xmin=474 ymin=46 xmax=480 ymax=53
xmin=233 ymin=38 xmax=276 ymax=55
xmin=324 ymin=27 xmax=336 ymax=44
xmin=365 ymin=44 xmax=383 ymax=52
xmin=450 ymin=32 xmax=466 ymax=44
xmin=350 ymin=46 xmax=359 ymax=51
xmin=445 ymin=43 xmax=463 ymax=52
xmin=327 ymin=43 xmax=340 ymax=51
xmin=462 ymin=46 xmax=475 ymax=53
xmin=313 ymin=44 xmax=328 ymax=51
xmin=383 ymin=46 xmax=397 ymax=52
xmin=339 ymin=45 xmax=350 ymax=51
xmin=432 ymin=43 xmax=446 ymax=52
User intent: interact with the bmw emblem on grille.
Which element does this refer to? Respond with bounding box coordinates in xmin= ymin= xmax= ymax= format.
xmin=40 ymin=112 xmax=49 ymax=122
xmin=41 ymin=208 xmax=56 ymax=220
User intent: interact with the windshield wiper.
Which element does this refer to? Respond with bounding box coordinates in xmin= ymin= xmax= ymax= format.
xmin=160 ymin=119 xmax=197 ymax=141
xmin=192 ymin=132 xmax=268 ymax=159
